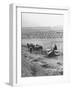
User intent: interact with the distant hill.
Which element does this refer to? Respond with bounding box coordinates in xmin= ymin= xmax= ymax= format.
xmin=22 ymin=27 xmax=63 ymax=32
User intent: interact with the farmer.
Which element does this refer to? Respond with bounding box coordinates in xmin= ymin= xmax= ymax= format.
xmin=53 ymin=44 xmax=57 ymax=50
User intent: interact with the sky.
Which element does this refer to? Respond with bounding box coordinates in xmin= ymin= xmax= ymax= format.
xmin=22 ymin=12 xmax=64 ymax=28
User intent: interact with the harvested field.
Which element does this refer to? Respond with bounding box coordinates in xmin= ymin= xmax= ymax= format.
xmin=21 ymin=42 xmax=63 ymax=77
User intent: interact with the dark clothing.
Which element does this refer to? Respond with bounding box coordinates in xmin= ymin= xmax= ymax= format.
xmin=54 ymin=45 xmax=57 ymax=50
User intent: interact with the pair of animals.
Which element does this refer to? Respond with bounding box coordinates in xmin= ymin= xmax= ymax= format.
xmin=27 ymin=43 xmax=43 ymax=53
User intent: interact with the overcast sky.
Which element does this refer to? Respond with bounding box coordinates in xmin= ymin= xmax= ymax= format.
xmin=22 ymin=13 xmax=64 ymax=27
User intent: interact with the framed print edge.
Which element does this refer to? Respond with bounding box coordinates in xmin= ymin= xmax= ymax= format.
xmin=9 ymin=4 xmax=17 ymax=86
xmin=9 ymin=3 xmax=71 ymax=86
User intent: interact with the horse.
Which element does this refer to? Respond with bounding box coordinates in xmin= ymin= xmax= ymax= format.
xmin=27 ymin=43 xmax=43 ymax=53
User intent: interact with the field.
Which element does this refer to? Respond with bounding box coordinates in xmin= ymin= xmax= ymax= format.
xmin=21 ymin=45 xmax=63 ymax=77
xmin=21 ymin=36 xmax=63 ymax=77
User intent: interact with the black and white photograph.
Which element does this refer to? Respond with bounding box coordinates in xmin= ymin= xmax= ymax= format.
xmin=21 ymin=12 xmax=63 ymax=77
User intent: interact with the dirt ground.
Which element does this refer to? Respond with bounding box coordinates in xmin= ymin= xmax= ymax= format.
xmin=21 ymin=46 xmax=63 ymax=77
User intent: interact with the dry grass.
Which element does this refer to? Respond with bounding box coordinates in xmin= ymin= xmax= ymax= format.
xmin=21 ymin=46 xmax=63 ymax=77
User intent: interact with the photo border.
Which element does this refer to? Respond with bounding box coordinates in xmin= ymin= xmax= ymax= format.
xmin=9 ymin=4 xmax=70 ymax=86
